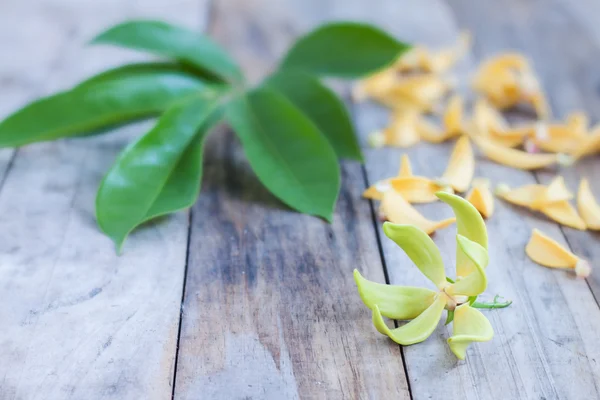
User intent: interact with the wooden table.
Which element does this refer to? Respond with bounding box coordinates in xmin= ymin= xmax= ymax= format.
xmin=1 ymin=0 xmax=599 ymax=398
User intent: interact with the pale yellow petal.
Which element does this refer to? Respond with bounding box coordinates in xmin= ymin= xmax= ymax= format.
xmin=577 ymin=178 xmax=600 ymax=230
xmin=572 ymin=126 xmax=600 ymax=159
xmin=525 ymin=228 xmax=579 ymax=268
xmin=390 ymin=176 xmax=451 ymax=203
xmin=473 ymin=135 xmax=565 ymax=170
xmin=384 ymin=111 xmax=421 ymax=148
xmin=496 ymin=183 xmax=546 ymax=208
xmin=398 ymin=154 xmax=413 ymax=178
xmin=443 ymin=94 xmax=464 ymax=136
xmin=442 ymin=136 xmax=474 ymax=193
xmin=466 ymin=185 xmax=494 ymax=218
xmin=380 ymin=189 xmax=455 ymax=234
xmin=448 ymin=304 xmax=494 ymax=360
xmin=541 ymin=201 xmax=587 ymax=230
xmin=372 ymin=295 xmax=446 ymax=345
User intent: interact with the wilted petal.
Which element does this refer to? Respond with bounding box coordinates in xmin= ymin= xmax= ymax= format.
xmin=448 ymin=303 xmax=494 ymax=359
xmin=382 ymin=222 xmax=447 ymax=289
xmin=372 ymin=294 xmax=446 ymax=345
xmin=436 ymin=192 xmax=488 ymax=278
xmin=446 ymin=235 xmax=488 ymax=297
xmin=541 ymin=201 xmax=587 ymax=230
xmin=441 ymin=136 xmax=474 ymax=193
xmin=525 ymin=228 xmax=579 ymax=269
xmin=577 ymin=178 xmax=600 ymax=230
xmin=466 ymin=180 xmax=494 ymax=219
xmin=390 ymin=176 xmax=451 ymax=203
xmin=354 ymin=269 xmax=436 ymax=320
xmin=380 ymin=190 xmax=455 ymax=235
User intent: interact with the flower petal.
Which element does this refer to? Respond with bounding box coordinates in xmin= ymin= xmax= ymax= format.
xmin=466 ymin=185 xmax=494 ymax=218
xmin=541 ymin=200 xmax=587 ymax=230
xmin=390 ymin=176 xmax=451 ymax=203
xmin=496 ymin=183 xmax=546 ymax=208
xmin=398 ymin=154 xmax=413 ymax=178
xmin=384 ymin=110 xmax=420 ymax=148
xmin=577 ymin=178 xmax=600 ymax=230
xmin=353 ymin=269 xmax=436 ymax=320
xmin=530 ymin=176 xmax=573 ymax=209
xmin=473 ymin=135 xmax=563 ymax=170
xmin=446 ymin=235 xmax=488 ymax=297
xmin=383 ymin=222 xmax=447 ymax=289
xmin=525 ymin=228 xmax=579 ymax=268
xmin=441 ymin=136 xmax=474 ymax=193
xmin=443 ymin=94 xmax=464 ymax=136
xmin=380 ymin=189 xmax=456 ymax=235
xmin=372 ymin=294 xmax=446 ymax=345
xmin=448 ymin=303 xmax=494 ymax=360
xmin=436 ymin=192 xmax=488 ymax=278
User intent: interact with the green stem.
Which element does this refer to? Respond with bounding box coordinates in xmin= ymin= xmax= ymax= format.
xmin=471 ymin=295 xmax=512 ymax=309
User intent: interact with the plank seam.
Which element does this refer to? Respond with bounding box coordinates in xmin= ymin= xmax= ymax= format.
xmin=358 ymin=152 xmax=414 ymax=400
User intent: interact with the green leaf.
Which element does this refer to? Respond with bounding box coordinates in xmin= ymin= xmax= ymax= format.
xmin=96 ymin=91 xmax=222 ymax=251
xmin=77 ymin=62 xmax=205 ymax=87
xmin=265 ymin=70 xmax=362 ymax=161
xmin=445 ymin=310 xmax=455 ymax=325
xmin=226 ymin=87 xmax=340 ymax=220
xmin=280 ymin=22 xmax=409 ymax=78
xmin=0 ymin=69 xmax=207 ymax=147
xmin=91 ymin=20 xmax=243 ymax=83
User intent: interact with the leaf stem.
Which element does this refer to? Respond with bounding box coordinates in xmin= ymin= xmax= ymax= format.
xmin=471 ymin=295 xmax=512 ymax=309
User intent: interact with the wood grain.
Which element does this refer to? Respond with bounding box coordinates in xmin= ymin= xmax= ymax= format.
xmin=357 ymin=0 xmax=600 ymax=399
xmin=172 ymin=0 xmax=411 ymax=398
xmin=0 ymin=1 xmax=204 ymax=398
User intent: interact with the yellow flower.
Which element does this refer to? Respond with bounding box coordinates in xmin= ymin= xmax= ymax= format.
xmin=354 ymin=192 xmax=508 ymax=359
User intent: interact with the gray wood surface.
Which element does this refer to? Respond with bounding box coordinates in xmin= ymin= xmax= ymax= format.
xmin=0 ymin=1 xmax=206 ymax=399
xmin=0 ymin=0 xmax=599 ymax=399
xmin=172 ymin=0 xmax=410 ymax=398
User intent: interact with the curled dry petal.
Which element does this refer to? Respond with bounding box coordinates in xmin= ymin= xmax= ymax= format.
xmin=380 ymin=189 xmax=456 ymax=235
xmin=362 ymin=155 xmax=413 ymax=200
xmin=441 ymin=136 xmax=474 ymax=193
xmin=541 ymin=201 xmax=587 ymax=230
xmin=443 ymin=94 xmax=464 ymax=136
xmin=390 ymin=176 xmax=452 ymax=203
xmin=473 ymin=135 xmax=566 ymax=170
xmin=384 ymin=110 xmax=421 ymax=148
xmin=436 ymin=192 xmax=488 ymax=278
xmin=572 ymin=126 xmax=600 ymax=160
xmin=354 ymin=269 xmax=436 ymax=320
xmin=372 ymin=295 xmax=447 ymax=346
xmin=526 ymin=229 xmax=590 ymax=277
xmin=382 ymin=222 xmax=447 ymax=289
xmin=526 ymin=228 xmax=579 ymax=268
xmin=466 ymin=182 xmax=494 ymax=218
xmin=578 ymin=178 xmax=600 ymax=230
xmin=448 ymin=303 xmax=494 ymax=360
xmin=446 ymin=235 xmax=489 ymax=297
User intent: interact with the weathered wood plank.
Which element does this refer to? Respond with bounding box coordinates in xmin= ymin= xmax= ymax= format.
xmin=457 ymin=0 xmax=600 ymax=305
xmin=0 ymin=1 xmax=205 ymax=398
xmin=357 ymin=1 xmax=600 ymax=399
xmin=173 ymin=0 xmax=411 ymax=398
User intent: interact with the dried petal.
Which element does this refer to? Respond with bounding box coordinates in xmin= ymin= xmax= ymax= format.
xmin=466 ymin=184 xmax=495 ymax=218
xmin=390 ymin=176 xmax=451 ymax=203
xmin=578 ymin=178 xmax=600 ymax=230
xmin=448 ymin=303 xmax=494 ymax=360
xmin=443 ymin=94 xmax=464 ymax=136
xmin=372 ymin=295 xmax=446 ymax=345
xmin=354 ymin=269 xmax=436 ymax=320
xmin=380 ymin=189 xmax=455 ymax=234
xmin=384 ymin=110 xmax=420 ymax=148
xmin=526 ymin=228 xmax=579 ymax=268
xmin=382 ymin=223 xmax=447 ymax=288
xmin=541 ymin=201 xmax=587 ymax=230
xmin=441 ymin=136 xmax=474 ymax=192
xmin=473 ymin=135 xmax=563 ymax=170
